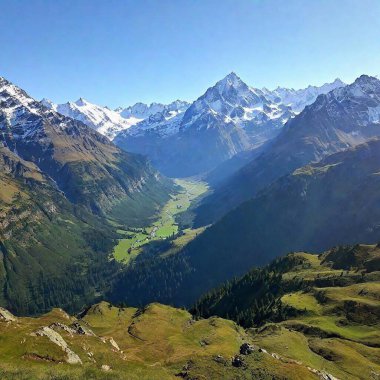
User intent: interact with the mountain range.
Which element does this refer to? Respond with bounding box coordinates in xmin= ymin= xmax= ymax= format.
xmin=42 ymin=73 xmax=345 ymax=178
xmin=114 ymin=73 xmax=345 ymax=177
xmin=2 ymin=73 xmax=380 ymax=314
xmin=42 ymin=97 xmax=190 ymax=139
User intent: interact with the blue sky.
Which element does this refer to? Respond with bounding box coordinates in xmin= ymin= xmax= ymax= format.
xmin=1 ymin=0 xmax=379 ymax=108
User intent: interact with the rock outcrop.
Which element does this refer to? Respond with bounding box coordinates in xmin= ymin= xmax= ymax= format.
xmin=34 ymin=326 xmax=82 ymax=364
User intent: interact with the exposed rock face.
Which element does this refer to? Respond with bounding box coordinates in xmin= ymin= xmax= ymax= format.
xmin=101 ymin=364 xmax=112 ymax=372
xmin=49 ymin=322 xmax=77 ymax=336
xmin=69 ymin=321 xmax=95 ymax=336
xmin=108 ymin=337 xmax=120 ymax=351
xmin=0 ymin=307 xmax=16 ymax=322
xmin=35 ymin=326 xmax=82 ymax=364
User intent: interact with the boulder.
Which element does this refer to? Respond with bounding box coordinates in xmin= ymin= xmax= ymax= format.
xmin=232 ymin=355 xmax=245 ymax=368
xmin=0 ymin=307 xmax=16 ymax=322
xmin=239 ymin=342 xmax=256 ymax=355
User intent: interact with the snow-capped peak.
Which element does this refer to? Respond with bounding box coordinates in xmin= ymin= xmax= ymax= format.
xmin=0 ymin=78 xmax=54 ymax=144
xmin=304 ymin=75 xmax=380 ymax=128
xmin=41 ymin=98 xmax=55 ymax=109
xmin=216 ymin=72 xmax=244 ymax=89
xmin=0 ymin=77 xmax=38 ymax=111
xmin=325 ymin=75 xmax=379 ymax=102
xmin=40 ymin=96 xmax=191 ymax=140
xmin=116 ymin=100 xmax=191 ymax=138
xmin=118 ymin=73 xmax=349 ymax=143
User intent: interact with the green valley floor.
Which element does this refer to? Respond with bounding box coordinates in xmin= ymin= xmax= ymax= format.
xmin=112 ymin=179 xmax=208 ymax=264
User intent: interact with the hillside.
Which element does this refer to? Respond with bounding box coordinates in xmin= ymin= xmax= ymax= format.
xmin=195 ymin=74 xmax=380 ymax=225
xmin=193 ymin=244 xmax=380 ymax=380
xmin=0 ymin=301 xmax=339 ymax=380
xmin=0 ymin=146 xmax=118 ymax=315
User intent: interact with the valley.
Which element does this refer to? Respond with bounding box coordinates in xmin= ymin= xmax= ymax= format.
xmin=112 ymin=179 xmax=208 ymax=264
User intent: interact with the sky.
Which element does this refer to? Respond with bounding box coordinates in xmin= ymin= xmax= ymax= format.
xmin=1 ymin=0 xmax=379 ymax=108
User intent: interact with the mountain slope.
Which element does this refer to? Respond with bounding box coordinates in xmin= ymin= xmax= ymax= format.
xmin=0 ymin=301 xmax=323 ymax=380
xmin=196 ymin=74 xmax=380 ymax=225
xmin=0 ymin=145 xmax=118 ymax=314
xmin=0 ymin=76 xmax=174 ymax=314
xmin=115 ymin=73 xmax=344 ymax=177
xmin=0 ymin=76 xmax=172 ymax=218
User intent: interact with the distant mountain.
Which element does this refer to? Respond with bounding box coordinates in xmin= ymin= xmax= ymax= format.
xmin=110 ymin=137 xmax=380 ymax=307
xmin=41 ymin=97 xmax=139 ymax=139
xmin=116 ymin=99 xmax=190 ymax=121
xmin=42 ymin=98 xmax=190 ymax=139
xmin=195 ymin=74 xmax=380 ymax=225
xmin=115 ymin=72 xmax=345 ymax=177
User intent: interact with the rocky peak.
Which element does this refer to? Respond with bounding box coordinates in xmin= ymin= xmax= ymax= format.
xmin=41 ymin=98 xmax=55 ymax=109
xmin=74 ymin=97 xmax=88 ymax=107
xmin=216 ymin=72 xmax=246 ymax=91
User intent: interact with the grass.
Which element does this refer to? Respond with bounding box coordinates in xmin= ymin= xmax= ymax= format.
xmin=251 ymin=326 xmax=380 ymax=380
xmin=112 ymin=179 xmax=208 ymax=264
xmin=282 ymin=292 xmax=323 ymax=315
xmin=0 ymin=301 xmax=327 ymax=379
